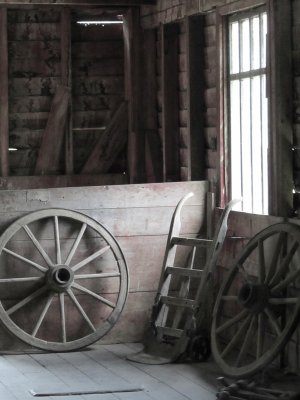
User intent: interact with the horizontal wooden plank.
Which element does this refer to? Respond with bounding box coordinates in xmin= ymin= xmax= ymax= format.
xmin=205 ymin=127 xmax=217 ymax=150
xmin=0 ymin=206 xmax=205 ymax=246
xmin=160 ymin=296 xmax=196 ymax=308
xmin=8 ymin=58 xmax=61 ymax=78
xmin=165 ymin=266 xmax=203 ymax=278
xmin=171 ymin=236 xmax=212 ymax=247
xmin=204 ymin=67 xmax=217 ymax=88
xmin=0 ymin=174 xmax=128 ymax=190
xmin=8 ymin=22 xmax=60 ymax=41
xmin=8 ymin=8 xmax=60 ymax=23
xmin=204 ymin=88 xmax=217 ymax=108
xmin=72 ymin=41 xmax=123 ymax=59
xmin=204 ymin=25 xmax=216 ymax=47
xmin=204 ymin=46 xmax=217 ymax=69
xmin=73 ymin=77 xmax=124 ymax=96
xmin=204 ymin=108 xmax=217 ymax=128
xmin=156 ymin=326 xmax=183 ymax=338
xmin=9 ymin=148 xmax=37 ymax=168
xmin=72 ymin=58 xmax=124 ymax=77
xmin=3 ymin=0 xmax=155 ymax=4
xmin=73 ymin=95 xmax=122 ymax=112
xmin=72 ymin=24 xmax=123 ymax=42
xmin=9 ymin=112 xmax=48 ymax=130
xmin=73 ymin=110 xmax=109 ymax=129
xmin=8 ymin=40 xmax=60 ymax=59
xmin=9 ymin=77 xmax=59 ymax=96
xmin=0 ymin=181 xmax=208 ymax=212
xmin=9 ymin=129 xmax=43 ymax=149
xmin=9 ymin=96 xmax=52 ymax=113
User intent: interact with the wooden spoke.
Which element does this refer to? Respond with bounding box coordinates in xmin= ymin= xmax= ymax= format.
xmin=269 ymin=241 xmax=299 ymax=288
xmin=67 ymin=289 xmax=96 ymax=332
xmin=264 ymin=231 xmax=286 ymax=284
xmin=258 ymin=239 xmax=266 ymax=284
xmin=72 ymin=282 xmax=116 ymax=308
xmin=7 ymin=286 xmax=48 ymax=316
xmin=221 ymin=314 xmax=252 ymax=359
xmin=54 ymin=216 xmax=62 ymax=265
xmin=65 ymin=223 xmax=87 ymax=266
xmin=0 ymin=276 xmax=42 ymax=283
xmin=235 ymin=315 xmax=256 ymax=367
xmin=271 ymin=268 xmax=300 ymax=294
xmin=23 ymin=225 xmax=53 ymax=267
xmin=216 ymin=309 xmax=249 ymax=335
xmin=2 ymin=248 xmax=47 ymax=273
xmin=72 ymin=245 xmax=110 ymax=272
xmin=264 ymin=307 xmax=282 ymax=337
xmin=32 ymin=294 xmax=54 ymax=337
xmin=256 ymin=313 xmax=264 ymax=359
xmin=59 ymin=293 xmax=66 ymax=343
xmin=74 ymin=272 xmax=121 ymax=280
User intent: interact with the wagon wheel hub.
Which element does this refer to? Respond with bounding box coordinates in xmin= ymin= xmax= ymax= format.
xmin=238 ymin=282 xmax=269 ymax=312
xmin=46 ymin=265 xmax=74 ymax=292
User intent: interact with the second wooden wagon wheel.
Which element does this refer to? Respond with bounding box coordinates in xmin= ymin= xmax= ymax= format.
xmin=211 ymin=223 xmax=300 ymax=378
xmin=0 ymin=208 xmax=128 ymax=352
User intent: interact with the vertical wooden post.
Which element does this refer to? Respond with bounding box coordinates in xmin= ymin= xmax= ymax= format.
xmin=143 ymin=29 xmax=162 ymax=183
xmin=162 ymin=23 xmax=180 ymax=182
xmin=123 ymin=8 xmax=145 ymax=183
xmin=268 ymin=0 xmax=293 ymax=216
xmin=186 ymin=15 xmax=206 ymax=182
xmin=0 ymin=7 xmax=9 ymax=177
xmin=61 ymin=7 xmax=73 ymax=175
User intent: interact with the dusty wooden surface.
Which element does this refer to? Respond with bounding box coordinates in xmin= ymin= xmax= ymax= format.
xmin=0 ymin=181 xmax=207 ymax=350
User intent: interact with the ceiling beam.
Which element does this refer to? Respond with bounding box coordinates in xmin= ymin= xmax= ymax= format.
xmin=0 ymin=0 xmax=155 ymax=5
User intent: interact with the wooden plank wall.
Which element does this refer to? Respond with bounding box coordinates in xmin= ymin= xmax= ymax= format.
xmin=71 ymin=16 xmax=125 ymax=173
xmin=293 ymin=0 xmax=300 ymax=210
xmin=8 ymin=8 xmax=61 ymax=176
xmin=0 ymin=180 xmax=207 ymax=350
xmin=6 ymin=7 xmax=126 ymax=178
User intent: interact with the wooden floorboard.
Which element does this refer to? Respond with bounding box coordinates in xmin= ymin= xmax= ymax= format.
xmin=0 ymin=343 xmax=221 ymax=400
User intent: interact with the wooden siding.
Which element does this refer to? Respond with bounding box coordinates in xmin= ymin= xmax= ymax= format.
xmin=0 ymin=180 xmax=207 ymax=349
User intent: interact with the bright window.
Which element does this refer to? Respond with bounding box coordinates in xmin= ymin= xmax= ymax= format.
xmin=228 ymin=8 xmax=268 ymax=214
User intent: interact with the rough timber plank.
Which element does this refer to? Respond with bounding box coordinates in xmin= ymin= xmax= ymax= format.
xmin=0 ymin=8 xmax=9 ymax=177
xmin=34 ymin=85 xmax=70 ymax=175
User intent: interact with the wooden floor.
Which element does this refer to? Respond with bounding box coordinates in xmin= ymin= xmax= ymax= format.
xmin=0 ymin=343 xmax=222 ymax=400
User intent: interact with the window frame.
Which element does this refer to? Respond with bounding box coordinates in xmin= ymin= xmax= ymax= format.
xmin=217 ymin=0 xmax=293 ymax=217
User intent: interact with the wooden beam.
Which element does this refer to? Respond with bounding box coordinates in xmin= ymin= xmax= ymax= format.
xmin=142 ymin=29 xmax=162 ymax=183
xmin=81 ymin=101 xmax=128 ymax=174
xmin=0 ymin=8 xmax=9 ymax=177
xmin=0 ymin=174 xmax=128 ymax=190
xmin=35 ymin=86 xmax=70 ymax=175
xmin=0 ymin=1 xmax=155 ymax=4
xmin=268 ymin=0 xmax=293 ymax=216
xmin=186 ymin=15 xmax=206 ymax=181
xmin=162 ymin=23 xmax=180 ymax=182
xmin=61 ymin=7 xmax=73 ymax=174
xmin=123 ymin=8 xmax=145 ymax=183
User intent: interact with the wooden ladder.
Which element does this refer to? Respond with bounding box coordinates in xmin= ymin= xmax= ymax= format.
xmin=128 ymin=192 xmax=239 ymax=364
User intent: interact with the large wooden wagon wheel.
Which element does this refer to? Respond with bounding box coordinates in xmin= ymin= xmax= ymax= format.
xmin=0 ymin=209 xmax=128 ymax=352
xmin=211 ymin=223 xmax=300 ymax=378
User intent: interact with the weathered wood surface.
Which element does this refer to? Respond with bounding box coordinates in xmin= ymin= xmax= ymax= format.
xmin=81 ymin=101 xmax=128 ymax=174
xmin=0 ymin=174 xmax=128 ymax=190
xmin=35 ymin=85 xmax=70 ymax=175
xmin=1 ymin=0 xmax=155 ymax=4
xmin=0 ymin=181 xmax=207 ymax=349
xmin=162 ymin=23 xmax=180 ymax=182
xmin=0 ymin=8 xmax=9 ymax=177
